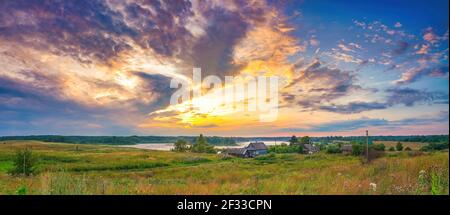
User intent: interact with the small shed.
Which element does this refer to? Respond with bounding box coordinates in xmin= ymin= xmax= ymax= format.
xmin=341 ymin=144 xmax=353 ymax=155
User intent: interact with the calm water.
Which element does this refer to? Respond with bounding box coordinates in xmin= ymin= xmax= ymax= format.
xmin=118 ymin=141 xmax=287 ymax=151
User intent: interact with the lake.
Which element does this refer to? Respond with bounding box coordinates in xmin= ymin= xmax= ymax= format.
xmin=118 ymin=141 xmax=287 ymax=151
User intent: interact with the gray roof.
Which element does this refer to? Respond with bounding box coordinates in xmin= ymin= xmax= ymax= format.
xmin=246 ymin=142 xmax=268 ymax=150
xmin=226 ymin=148 xmax=247 ymax=155
xmin=304 ymin=144 xmax=319 ymax=152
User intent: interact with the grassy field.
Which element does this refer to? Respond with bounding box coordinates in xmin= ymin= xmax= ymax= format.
xmin=0 ymin=140 xmax=448 ymax=195
xmin=373 ymin=141 xmax=426 ymax=150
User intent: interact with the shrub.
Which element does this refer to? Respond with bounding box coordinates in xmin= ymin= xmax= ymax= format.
xmin=173 ymin=139 xmax=189 ymax=152
xmin=289 ymin=135 xmax=299 ymax=146
xmin=326 ymin=144 xmax=341 ymax=154
xmin=405 ymin=147 xmax=412 ymax=151
xmin=351 ymin=143 xmax=364 ymax=156
xmin=8 ymin=147 xmax=37 ymax=176
xmin=388 ymin=146 xmax=395 ymax=151
xmin=396 ymin=142 xmax=403 ymax=151
xmin=191 ymin=134 xmax=215 ymax=153
xmin=300 ymin=136 xmax=310 ymax=145
xmin=268 ymin=145 xmax=303 ymax=154
xmin=15 ymin=186 xmax=27 ymax=195
xmin=371 ymin=144 xmax=386 ymax=151
xmin=420 ymin=142 xmax=449 ymax=151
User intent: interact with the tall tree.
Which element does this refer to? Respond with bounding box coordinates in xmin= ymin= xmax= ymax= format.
xmin=300 ymin=136 xmax=310 ymax=145
xmin=191 ymin=134 xmax=215 ymax=153
xmin=173 ymin=139 xmax=189 ymax=152
xmin=289 ymin=135 xmax=299 ymax=146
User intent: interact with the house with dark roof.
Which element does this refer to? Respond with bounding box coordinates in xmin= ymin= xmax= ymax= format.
xmin=225 ymin=141 xmax=268 ymax=158
xmin=246 ymin=142 xmax=268 ymax=157
xmin=303 ymin=144 xmax=319 ymax=154
xmin=224 ymin=147 xmax=248 ymax=158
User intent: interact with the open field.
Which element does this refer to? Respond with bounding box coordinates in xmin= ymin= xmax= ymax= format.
xmin=0 ymin=140 xmax=448 ymax=195
xmin=373 ymin=141 xmax=426 ymax=150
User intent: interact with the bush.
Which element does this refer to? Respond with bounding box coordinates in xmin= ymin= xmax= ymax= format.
xmin=405 ymin=147 xmax=412 ymax=151
xmin=371 ymin=144 xmax=386 ymax=151
xmin=191 ymin=134 xmax=215 ymax=153
xmin=173 ymin=139 xmax=189 ymax=152
xmin=268 ymin=145 xmax=303 ymax=154
xmin=289 ymin=135 xmax=299 ymax=146
xmin=326 ymin=144 xmax=341 ymax=154
xmin=300 ymin=136 xmax=310 ymax=145
xmin=420 ymin=142 xmax=449 ymax=151
xmin=396 ymin=142 xmax=403 ymax=151
xmin=388 ymin=146 xmax=395 ymax=151
xmin=8 ymin=147 xmax=37 ymax=176
xmin=351 ymin=143 xmax=364 ymax=156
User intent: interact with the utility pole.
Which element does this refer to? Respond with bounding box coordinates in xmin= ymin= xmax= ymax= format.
xmin=23 ymin=150 xmax=26 ymax=175
xmin=366 ymin=130 xmax=369 ymax=163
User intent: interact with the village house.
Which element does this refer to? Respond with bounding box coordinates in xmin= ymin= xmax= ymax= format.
xmin=303 ymin=144 xmax=320 ymax=154
xmin=225 ymin=141 xmax=268 ymax=158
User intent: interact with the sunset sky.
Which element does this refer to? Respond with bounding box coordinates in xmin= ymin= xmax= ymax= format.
xmin=0 ymin=0 xmax=448 ymax=136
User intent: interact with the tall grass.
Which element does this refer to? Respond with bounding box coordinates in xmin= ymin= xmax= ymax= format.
xmin=0 ymin=141 xmax=448 ymax=194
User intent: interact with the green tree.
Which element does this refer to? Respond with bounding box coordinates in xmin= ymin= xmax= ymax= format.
xmin=289 ymin=135 xmax=299 ymax=146
xmin=8 ymin=147 xmax=36 ymax=176
xmin=351 ymin=143 xmax=364 ymax=156
xmin=326 ymin=144 xmax=341 ymax=154
xmin=371 ymin=144 xmax=385 ymax=151
xmin=300 ymin=136 xmax=310 ymax=145
xmin=396 ymin=142 xmax=404 ymax=151
xmin=297 ymin=145 xmax=304 ymax=154
xmin=388 ymin=146 xmax=395 ymax=151
xmin=191 ymin=134 xmax=215 ymax=153
xmin=173 ymin=139 xmax=189 ymax=152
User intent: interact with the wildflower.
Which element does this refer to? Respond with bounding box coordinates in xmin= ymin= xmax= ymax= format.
xmin=370 ymin=182 xmax=377 ymax=192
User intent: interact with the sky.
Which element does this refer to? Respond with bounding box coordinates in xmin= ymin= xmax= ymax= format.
xmin=0 ymin=0 xmax=448 ymax=136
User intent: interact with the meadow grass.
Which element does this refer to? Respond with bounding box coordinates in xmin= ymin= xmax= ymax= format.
xmin=0 ymin=140 xmax=447 ymax=195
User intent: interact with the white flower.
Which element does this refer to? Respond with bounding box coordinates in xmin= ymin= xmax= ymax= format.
xmin=370 ymin=183 xmax=377 ymax=192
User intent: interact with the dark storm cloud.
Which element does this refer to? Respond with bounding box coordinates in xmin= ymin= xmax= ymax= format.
xmin=0 ymin=0 xmax=136 ymax=62
xmin=0 ymin=0 xmax=201 ymax=63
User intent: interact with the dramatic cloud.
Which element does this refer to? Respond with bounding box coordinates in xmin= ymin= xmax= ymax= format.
xmin=283 ymin=59 xmax=363 ymax=109
xmin=386 ymin=88 xmax=448 ymax=106
xmin=0 ymin=1 xmax=448 ymax=136
xmin=319 ymin=102 xmax=388 ymax=114
xmin=395 ymin=65 xmax=449 ymax=84
xmin=315 ymin=87 xmax=448 ymax=114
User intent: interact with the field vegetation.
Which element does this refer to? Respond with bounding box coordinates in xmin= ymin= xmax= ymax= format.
xmin=0 ymin=140 xmax=447 ymax=195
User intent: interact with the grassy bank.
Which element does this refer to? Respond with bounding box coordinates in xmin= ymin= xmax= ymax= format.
xmin=0 ymin=141 xmax=447 ymax=195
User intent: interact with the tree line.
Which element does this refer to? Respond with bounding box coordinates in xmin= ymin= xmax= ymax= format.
xmin=0 ymin=135 xmax=237 ymax=146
